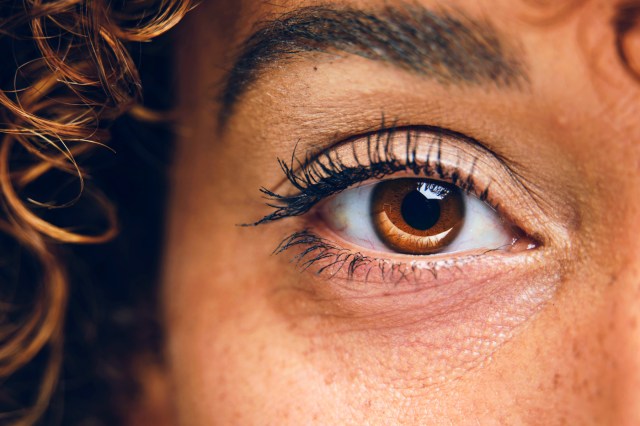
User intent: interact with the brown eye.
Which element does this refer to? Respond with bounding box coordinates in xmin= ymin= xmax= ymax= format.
xmin=371 ymin=179 xmax=465 ymax=254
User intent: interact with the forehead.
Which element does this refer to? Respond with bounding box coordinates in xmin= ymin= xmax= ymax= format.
xmin=210 ymin=0 xmax=610 ymax=35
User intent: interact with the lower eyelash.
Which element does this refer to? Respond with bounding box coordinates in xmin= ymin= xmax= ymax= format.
xmin=275 ymin=229 xmax=496 ymax=284
xmin=275 ymin=230 xmax=371 ymax=278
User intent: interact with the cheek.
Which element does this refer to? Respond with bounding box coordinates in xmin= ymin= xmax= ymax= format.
xmin=504 ymin=194 xmax=640 ymax=423
xmin=162 ymin=253 xmax=355 ymax=424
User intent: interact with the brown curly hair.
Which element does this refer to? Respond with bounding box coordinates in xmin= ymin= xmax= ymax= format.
xmin=0 ymin=1 xmax=191 ymax=424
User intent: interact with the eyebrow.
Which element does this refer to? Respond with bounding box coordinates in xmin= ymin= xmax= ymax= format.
xmin=219 ymin=5 xmax=528 ymax=121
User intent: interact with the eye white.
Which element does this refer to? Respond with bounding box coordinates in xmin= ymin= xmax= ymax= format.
xmin=322 ymin=181 xmax=513 ymax=255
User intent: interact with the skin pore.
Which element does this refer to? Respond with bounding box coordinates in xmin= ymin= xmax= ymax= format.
xmin=158 ymin=0 xmax=640 ymax=424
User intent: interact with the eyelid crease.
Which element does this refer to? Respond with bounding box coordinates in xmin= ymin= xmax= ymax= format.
xmin=260 ymin=119 xmax=521 ymax=197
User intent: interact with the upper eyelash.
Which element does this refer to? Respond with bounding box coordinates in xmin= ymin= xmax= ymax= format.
xmin=249 ymin=123 xmax=489 ymax=226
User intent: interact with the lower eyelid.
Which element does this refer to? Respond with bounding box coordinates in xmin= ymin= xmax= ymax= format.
xmin=276 ymin=225 xmax=533 ymax=287
xmin=273 ymin=227 xmax=561 ymax=341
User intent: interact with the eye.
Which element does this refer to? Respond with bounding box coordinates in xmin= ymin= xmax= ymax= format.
xmin=321 ymin=178 xmax=515 ymax=255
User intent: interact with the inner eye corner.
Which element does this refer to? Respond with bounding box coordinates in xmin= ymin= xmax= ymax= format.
xmin=521 ymin=229 xmax=544 ymax=250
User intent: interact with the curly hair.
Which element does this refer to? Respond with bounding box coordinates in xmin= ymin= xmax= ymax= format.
xmin=0 ymin=1 xmax=191 ymax=424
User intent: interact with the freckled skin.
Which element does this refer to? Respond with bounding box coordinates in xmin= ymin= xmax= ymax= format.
xmin=156 ymin=0 xmax=640 ymax=425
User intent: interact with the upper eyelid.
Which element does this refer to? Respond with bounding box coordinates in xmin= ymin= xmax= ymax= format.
xmin=299 ymin=124 xmax=505 ymax=174
xmin=262 ymin=121 xmax=519 ymax=194
xmin=277 ymin=123 xmax=521 ymax=195
xmin=279 ymin=126 xmax=506 ymax=200
xmin=251 ymin=126 xmax=518 ymax=223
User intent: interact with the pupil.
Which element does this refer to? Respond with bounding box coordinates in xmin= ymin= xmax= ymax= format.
xmin=400 ymin=189 xmax=441 ymax=231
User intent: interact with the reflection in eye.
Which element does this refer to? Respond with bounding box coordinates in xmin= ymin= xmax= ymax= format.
xmin=373 ymin=179 xmax=465 ymax=254
xmin=323 ymin=178 xmax=514 ymax=256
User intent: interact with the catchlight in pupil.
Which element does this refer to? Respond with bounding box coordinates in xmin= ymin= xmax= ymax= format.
xmin=371 ymin=179 xmax=465 ymax=254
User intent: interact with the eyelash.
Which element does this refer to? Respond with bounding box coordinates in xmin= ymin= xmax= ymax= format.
xmin=250 ymin=120 xmax=507 ymax=281
xmin=251 ymin=123 xmax=491 ymax=226
xmin=273 ymin=229 xmax=501 ymax=282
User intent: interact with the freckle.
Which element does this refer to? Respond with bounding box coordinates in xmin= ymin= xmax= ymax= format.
xmin=553 ymin=372 xmax=561 ymax=389
xmin=313 ymin=66 xmax=318 ymax=71
xmin=572 ymin=341 xmax=582 ymax=359
xmin=324 ymin=374 xmax=335 ymax=385
xmin=630 ymin=316 xmax=637 ymax=330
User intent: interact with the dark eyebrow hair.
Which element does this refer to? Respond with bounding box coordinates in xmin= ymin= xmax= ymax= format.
xmin=219 ymin=5 xmax=528 ymax=121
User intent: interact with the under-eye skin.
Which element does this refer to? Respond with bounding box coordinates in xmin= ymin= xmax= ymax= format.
xmin=251 ymin=123 xmax=544 ymax=283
